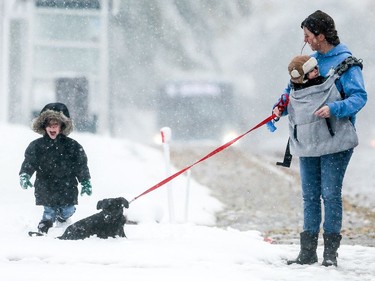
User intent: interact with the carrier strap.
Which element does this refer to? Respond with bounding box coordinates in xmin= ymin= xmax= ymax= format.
xmin=335 ymin=56 xmax=363 ymax=100
xmin=335 ymin=56 xmax=363 ymax=76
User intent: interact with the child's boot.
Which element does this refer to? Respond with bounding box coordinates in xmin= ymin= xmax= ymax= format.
xmin=38 ymin=220 xmax=53 ymax=233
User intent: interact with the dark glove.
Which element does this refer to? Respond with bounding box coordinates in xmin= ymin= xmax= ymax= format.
xmin=80 ymin=180 xmax=92 ymax=196
xmin=20 ymin=173 xmax=33 ymax=189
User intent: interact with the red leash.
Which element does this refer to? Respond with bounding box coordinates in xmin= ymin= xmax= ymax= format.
xmin=129 ymin=113 xmax=278 ymax=204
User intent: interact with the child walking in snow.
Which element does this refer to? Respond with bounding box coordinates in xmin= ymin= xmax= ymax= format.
xmin=19 ymin=103 xmax=92 ymax=234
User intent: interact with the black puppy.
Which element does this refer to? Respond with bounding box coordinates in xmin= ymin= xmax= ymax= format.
xmin=58 ymin=197 xmax=129 ymax=240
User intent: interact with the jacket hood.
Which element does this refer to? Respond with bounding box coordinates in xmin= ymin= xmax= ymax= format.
xmin=319 ymin=43 xmax=352 ymax=59
xmin=32 ymin=103 xmax=73 ymax=136
xmin=313 ymin=43 xmax=352 ymax=76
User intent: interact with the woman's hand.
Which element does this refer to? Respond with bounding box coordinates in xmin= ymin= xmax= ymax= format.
xmin=315 ymin=105 xmax=331 ymax=118
xmin=273 ymin=107 xmax=282 ymax=117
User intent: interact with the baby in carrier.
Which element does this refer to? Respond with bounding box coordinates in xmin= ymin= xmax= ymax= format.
xmin=268 ymin=55 xmax=323 ymax=131
xmin=287 ymin=55 xmax=324 ymax=90
xmin=272 ymin=54 xmax=358 ymax=158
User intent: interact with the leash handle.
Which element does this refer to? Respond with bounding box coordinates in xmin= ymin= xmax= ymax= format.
xmin=270 ymin=93 xmax=289 ymax=123
xmin=276 ymin=93 xmax=289 ymax=117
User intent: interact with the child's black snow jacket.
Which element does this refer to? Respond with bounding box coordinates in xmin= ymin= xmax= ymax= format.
xmin=20 ymin=134 xmax=90 ymax=206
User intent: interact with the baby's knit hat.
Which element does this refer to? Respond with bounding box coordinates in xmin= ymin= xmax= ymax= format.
xmin=288 ymin=55 xmax=318 ymax=84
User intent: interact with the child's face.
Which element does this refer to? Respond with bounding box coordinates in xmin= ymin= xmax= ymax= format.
xmin=307 ymin=66 xmax=319 ymax=80
xmin=45 ymin=120 xmax=61 ymax=139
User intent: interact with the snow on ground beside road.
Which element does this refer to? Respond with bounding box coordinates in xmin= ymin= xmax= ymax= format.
xmin=0 ymin=123 xmax=374 ymax=281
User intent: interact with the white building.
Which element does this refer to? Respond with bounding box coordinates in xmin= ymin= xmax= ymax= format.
xmin=1 ymin=0 xmax=113 ymax=133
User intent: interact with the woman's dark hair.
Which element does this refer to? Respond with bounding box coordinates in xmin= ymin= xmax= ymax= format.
xmin=301 ymin=10 xmax=340 ymax=46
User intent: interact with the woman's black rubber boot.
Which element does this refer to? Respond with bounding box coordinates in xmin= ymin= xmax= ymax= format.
xmin=322 ymin=233 xmax=342 ymax=267
xmin=287 ymin=231 xmax=318 ymax=265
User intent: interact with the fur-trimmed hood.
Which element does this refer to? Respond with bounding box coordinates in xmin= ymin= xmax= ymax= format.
xmin=32 ymin=103 xmax=73 ymax=136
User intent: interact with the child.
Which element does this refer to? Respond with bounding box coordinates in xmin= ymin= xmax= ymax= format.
xmin=288 ymin=55 xmax=325 ymax=89
xmin=19 ymin=102 xmax=92 ymax=234
xmin=268 ymin=55 xmax=324 ymax=132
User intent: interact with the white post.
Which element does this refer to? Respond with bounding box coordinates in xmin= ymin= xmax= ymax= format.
xmin=184 ymin=169 xmax=191 ymax=223
xmin=160 ymin=127 xmax=174 ymax=223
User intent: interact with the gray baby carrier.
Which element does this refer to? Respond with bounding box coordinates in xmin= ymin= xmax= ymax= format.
xmin=287 ymin=57 xmax=362 ymax=157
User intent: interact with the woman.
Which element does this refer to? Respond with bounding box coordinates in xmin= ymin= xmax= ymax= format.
xmin=273 ymin=10 xmax=367 ymax=267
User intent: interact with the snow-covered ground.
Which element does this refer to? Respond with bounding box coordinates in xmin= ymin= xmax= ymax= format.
xmin=0 ymin=123 xmax=374 ymax=281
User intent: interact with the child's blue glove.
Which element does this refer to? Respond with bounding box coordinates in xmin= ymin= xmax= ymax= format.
xmin=80 ymin=180 xmax=92 ymax=196
xmin=20 ymin=173 xmax=33 ymax=189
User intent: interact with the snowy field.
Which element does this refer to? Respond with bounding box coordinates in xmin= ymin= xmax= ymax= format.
xmin=0 ymin=123 xmax=374 ymax=281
